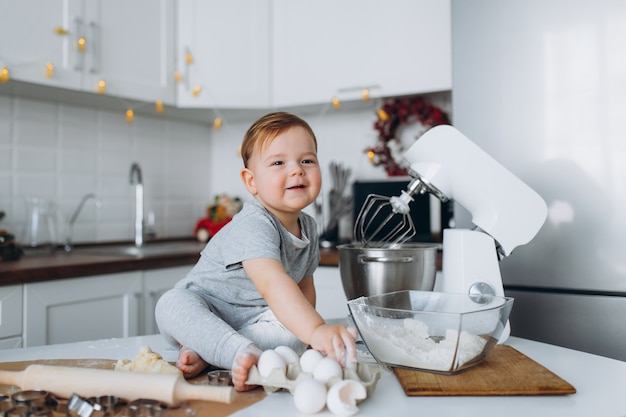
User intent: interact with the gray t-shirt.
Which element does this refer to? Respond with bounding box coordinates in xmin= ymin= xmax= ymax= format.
xmin=177 ymin=199 xmax=320 ymax=307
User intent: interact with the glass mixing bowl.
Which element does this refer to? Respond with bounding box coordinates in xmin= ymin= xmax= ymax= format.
xmin=348 ymin=290 xmax=514 ymax=374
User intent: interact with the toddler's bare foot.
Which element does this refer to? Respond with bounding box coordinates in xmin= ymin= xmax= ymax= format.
xmin=176 ymin=346 xmax=209 ymax=379
xmin=231 ymin=344 xmax=263 ymax=392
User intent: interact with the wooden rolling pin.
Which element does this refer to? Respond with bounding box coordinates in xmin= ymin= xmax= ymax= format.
xmin=0 ymin=364 xmax=235 ymax=406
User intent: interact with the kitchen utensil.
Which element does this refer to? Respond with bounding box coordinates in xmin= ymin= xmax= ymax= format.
xmin=348 ymin=290 xmax=514 ymax=374
xmin=353 ymin=125 xmax=547 ymax=343
xmin=401 ymin=125 xmax=547 ymax=342
xmin=353 ymin=189 xmax=422 ymax=247
xmin=337 ymin=243 xmax=437 ymax=300
xmin=0 ymin=364 xmax=234 ymax=406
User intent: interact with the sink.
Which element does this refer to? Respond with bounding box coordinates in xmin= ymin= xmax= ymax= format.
xmin=72 ymin=241 xmax=205 ymax=258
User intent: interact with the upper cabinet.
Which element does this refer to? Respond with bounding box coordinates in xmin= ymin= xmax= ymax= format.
xmin=0 ymin=0 xmax=83 ymax=90
xmin=176 ymin=0 xmax=272 ymax=108
xmin=0 ymin=0 xmax=176 ymax=104
xmin=176 ymin=0 xmax=451 ymax=109
xmin=2 ymin=0 xmax=450 ymax=110
xmin=271 ymin=0 xmax=452 ymax=108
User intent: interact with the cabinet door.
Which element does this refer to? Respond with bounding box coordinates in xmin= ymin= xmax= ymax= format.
xmin=82 ymin=0 xmax=176 ymax=103
xmin=272 ymin=0 xmax=452 ymax=107
xmin=24 ymin=272 xmax=142 ymax=347
xmin=0 ymin=285 xmax=22 ymax=339
xmin=314 ymin=266 xmax=349 ymax=320
xmin=0 ymin=0 xmax=83 ymax=89
xmin=176 ymin=0 xmax=271 ymax=108
xmin=142 ymin=266 xmax=192 ymax=335
xmin=0 ymin=337 xmax=22 ymax=350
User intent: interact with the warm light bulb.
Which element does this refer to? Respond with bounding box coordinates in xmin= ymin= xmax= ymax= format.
xmin=362 ymin=89 xmax=370 ymax=102
xmin=377 ymin=109 xmax=389 ymax=122
xmin=185 ymin=51 xmax=193 ymax=65
xmin=45 ymin=62 xmax=55 ymax=78
xmin=126 ymin=109 xmax=134 ymax=124
xmin=0 ymin=67 xmax=9 ymax=84
xmin=155 ymin=100 xmax=164 ymax=113
xmin=174 ymin=70 xmax=183 ymax=83
xmin=97 ymin=80 xmax=106 ymax=94
xmin=367 ymin=150 xmax=375 ymax=164
xmin=213 ymin=117 xmax=222 ymax=131
xmin=54 ymin=26 xmax=69 ymax=35
xmin=77 ymin=37 xmax=86 ymax=52
xmin=332 ymin=97 xmax=341 ymax=110
xmin=192 ymin=85 xmax=202 ymax=96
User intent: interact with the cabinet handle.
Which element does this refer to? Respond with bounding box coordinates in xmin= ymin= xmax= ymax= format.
xmin=88 ymin=21 xmax=100 ymax=74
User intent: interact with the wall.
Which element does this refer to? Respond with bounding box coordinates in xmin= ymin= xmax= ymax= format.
xmin=0 ymin=95 xmax=213 ymax=245
xmin=0 ymin=92 xmax=451 ymax=246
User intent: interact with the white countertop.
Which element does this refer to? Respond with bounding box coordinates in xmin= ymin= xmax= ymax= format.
xmin=1 ymin=335 xmax=625 ymax=417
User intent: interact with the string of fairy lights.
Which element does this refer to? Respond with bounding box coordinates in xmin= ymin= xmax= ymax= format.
xmin=0 ymin=28 xmax=381 ymax=132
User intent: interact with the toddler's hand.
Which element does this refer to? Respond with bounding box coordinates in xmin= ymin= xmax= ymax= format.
xmin=310 ymin=324 xmax=358 ymax=367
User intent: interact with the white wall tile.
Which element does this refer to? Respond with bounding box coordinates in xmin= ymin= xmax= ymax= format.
xmin=2 ymin=95 xmax=215 ymax=244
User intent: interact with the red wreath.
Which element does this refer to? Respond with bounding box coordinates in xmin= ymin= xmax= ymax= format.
xmin=368 ymin=96 xmax=450 ymax=176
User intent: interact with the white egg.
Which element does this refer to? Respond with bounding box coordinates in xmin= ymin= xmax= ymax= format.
xmin=274 ymin=345 xmax=300 ymax=364
xmin=326 ymin=379 xmax=367 ymax=417
xmin=257 ymin=349 xmax=287 ymax=377
xmin=313 ymin=357 xmax=343 ymax=384
xmin=300 ymin=349 xmax=324 ymax=373
xmin=293 ymin=378 xmax=327 ymax=414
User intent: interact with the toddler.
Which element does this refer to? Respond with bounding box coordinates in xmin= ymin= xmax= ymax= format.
xmin=155 ymin=112 xmax=357 ymax=391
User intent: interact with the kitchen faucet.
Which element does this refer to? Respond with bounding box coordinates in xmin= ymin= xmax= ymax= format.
xmin=64 ymin=193 xmax=102 ymax=252
xmin=129 ymin=162 xmax=144 ymax=247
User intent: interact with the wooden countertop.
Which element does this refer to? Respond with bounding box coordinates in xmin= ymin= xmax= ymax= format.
xmin=0 ymin=242 xmax=342 ymax=286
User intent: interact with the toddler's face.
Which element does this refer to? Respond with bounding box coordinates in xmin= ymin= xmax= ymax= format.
xmin=242 ymin=126 xmax=321 ymax=220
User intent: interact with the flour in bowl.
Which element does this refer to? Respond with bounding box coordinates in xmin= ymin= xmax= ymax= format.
xmin=355 ymin=314 xmax=487 ymax=372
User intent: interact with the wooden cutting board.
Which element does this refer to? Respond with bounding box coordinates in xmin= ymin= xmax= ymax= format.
xmin=0 ymin=359 xmax=266 ymax=417
xmin=393 ymin=345 xmax=576 ymax=396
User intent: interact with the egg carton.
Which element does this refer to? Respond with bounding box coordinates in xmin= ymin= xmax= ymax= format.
xmin=246 ymin=362 xmax=381 ymax=396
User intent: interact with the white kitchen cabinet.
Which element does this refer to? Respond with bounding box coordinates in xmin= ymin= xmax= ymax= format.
xmin=142 ymin=266 xmax=192 ymax=335
xmin=176 ymin=0 xmax=271 ymax=109
xmin=0 ymin=285 xmax=23 ymax=349
xmin=176 ymin=0 xmax=451 ymax=109
xmin=0 ymin=0 xmax=176 ymax=104
xmin=0 ymin=0 xmax=82 ymax=90
xmin=23 ymin=272 xmax=142 ymax=347
xmin=314 ymin=266 xmax=349 ymax=320
xmin=272 ymin=0 xmax=452 ymax=107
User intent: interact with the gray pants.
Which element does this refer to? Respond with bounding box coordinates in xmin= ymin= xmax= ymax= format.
xmin=155 ymin=285 xmax=306 ymax=369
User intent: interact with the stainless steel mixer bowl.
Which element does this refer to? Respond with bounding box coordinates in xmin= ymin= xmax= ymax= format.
xmin=337 ymin=243 xmax=438 ymax=300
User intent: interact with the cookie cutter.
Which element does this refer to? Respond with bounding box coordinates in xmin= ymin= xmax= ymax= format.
xmin=207 ymin=370 xmax=232 ymax=387
xmin=68 ymin=394 xmax=95 ymax=417
xmin=127 ymin=399 xmax=165 ymax=417
xmin=11 ymin=390 xmax=50 ymax=409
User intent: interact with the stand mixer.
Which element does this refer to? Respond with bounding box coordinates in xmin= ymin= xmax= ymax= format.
xmin=355 ymin=125 xmax=548 ymax=341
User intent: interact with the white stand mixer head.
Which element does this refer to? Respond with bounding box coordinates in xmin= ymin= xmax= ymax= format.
xmin=403 ymin=125 xmax=547 ymax=257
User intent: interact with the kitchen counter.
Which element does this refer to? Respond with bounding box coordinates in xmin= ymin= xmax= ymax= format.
xmin=0 ymin=240 xmax=341 ymax=286
xmin=0 ymin=334 xmax=624 ymax=417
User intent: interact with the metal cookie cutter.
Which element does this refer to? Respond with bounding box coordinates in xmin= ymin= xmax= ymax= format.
xmin=207 ymin=370 xmax=232 ymax=387
xmin=67 ymin=394 xmax=95 ymax=417
xmin=88 ymin=396 xmax=124 ymax=417
xmin=127 ymin=399 xmax=165 ymax=417
xmin=11 ymin=390 xmax=50 ymax=409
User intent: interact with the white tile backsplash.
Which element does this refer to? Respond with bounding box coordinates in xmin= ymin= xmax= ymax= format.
xmin=0 ymin=95 xmax=214 ymax=245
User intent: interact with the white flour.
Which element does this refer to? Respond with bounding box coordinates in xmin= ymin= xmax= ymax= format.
xmin=356 ymin=314 xmax=487 ymax=372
